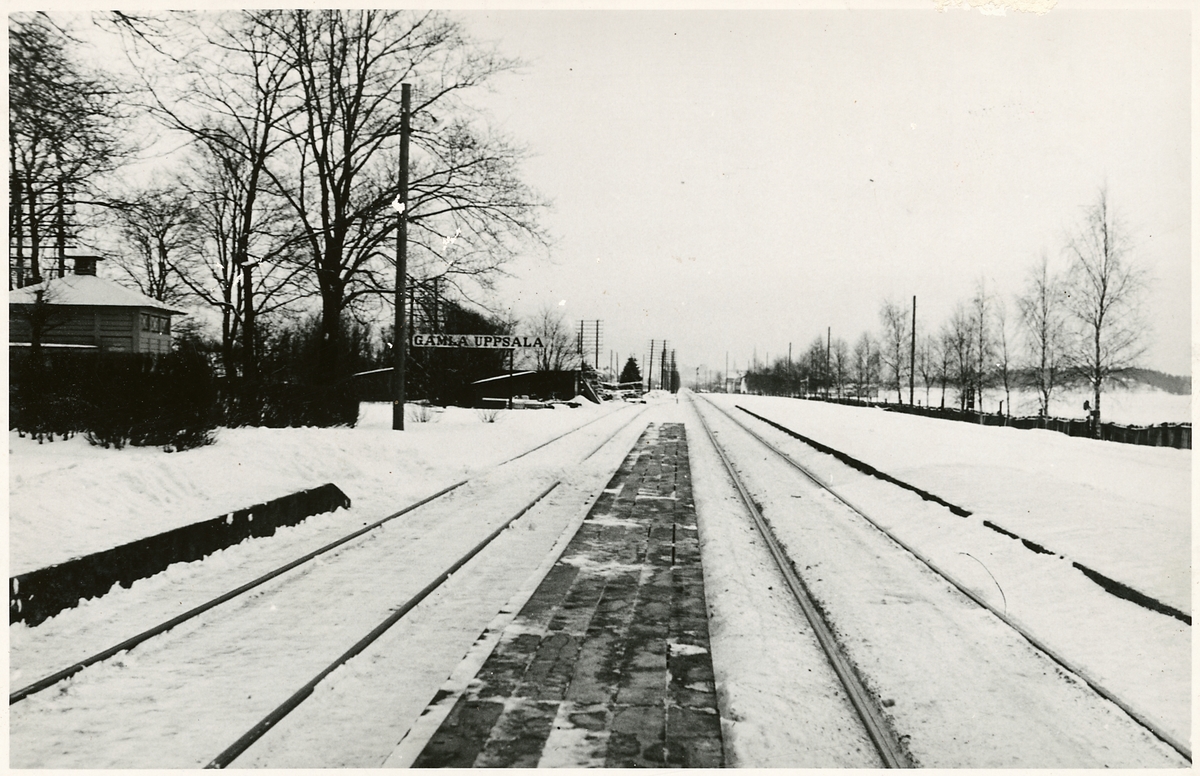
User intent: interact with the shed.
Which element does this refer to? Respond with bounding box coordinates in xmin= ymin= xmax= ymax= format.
xmin=470 ymin=370 xmax=583 ymax=407
xmin=9 ymin=265 xmax=185 ymax=354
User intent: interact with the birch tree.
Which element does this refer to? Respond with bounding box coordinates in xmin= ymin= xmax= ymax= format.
xmin=1063 ymin=188 xmax=1147 ymax=435
xmin=851 ymin=332 xmax=879 ymax=400
xmin=969 ymin=281 xmax=993 ymax=411
xmin=878 ymin=298 xmax=910 ymax=403
xmin=1017 ymin=253 xmax=1068 ymax=416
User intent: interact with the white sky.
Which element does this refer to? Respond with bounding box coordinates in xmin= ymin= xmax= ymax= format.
xmin=457 ymin=6 xmax=1192 ymax=378
xmin=27 ymin=3 xmax=1192 ymax=379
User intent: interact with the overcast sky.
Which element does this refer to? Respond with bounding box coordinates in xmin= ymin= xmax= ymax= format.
xmin=456 ymin=7 xmax=1191 ymax=379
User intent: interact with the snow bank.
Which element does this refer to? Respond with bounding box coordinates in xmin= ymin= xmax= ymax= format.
xmin=9 ymin=401 xmax=620 ymax=574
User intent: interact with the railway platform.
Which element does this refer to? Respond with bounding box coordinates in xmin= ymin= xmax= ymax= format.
xmin=412 ymin=422 xmax=725 ymax=768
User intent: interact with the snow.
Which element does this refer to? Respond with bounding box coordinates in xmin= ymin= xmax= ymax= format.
xmin=719 ymin=393 xmax=1189 ymax=610
xmin=8 ymin=272 xmax=186 ymax=313
xmin=7 ymin=388 xmax=1190 ymax=767
xmin=907 ymin=383 xmax=1191 ymax=425
xmin=8 ymin=402 xmax=619 ymax=574
xmin=698 ymin=392 xmax=1190 ymax=763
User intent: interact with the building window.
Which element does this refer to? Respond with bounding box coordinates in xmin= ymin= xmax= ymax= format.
xmin=141 ymin=314 xmax=171 ymax=334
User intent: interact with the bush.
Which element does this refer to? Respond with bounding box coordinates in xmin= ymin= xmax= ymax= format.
xmin=408 ymin=401 xmax=437 ymax=424
xmin=219 ymin=380 xmax=359 ymax=428
xmin=475 ymin=407 xmax=502 ymax=423
xmin=11 ymin=349 xmax=218 ymax=451
xmin=11 ymin=345 xmax=358 ymax=447
xmin=84 ymin=350 xmax=218 ymax=451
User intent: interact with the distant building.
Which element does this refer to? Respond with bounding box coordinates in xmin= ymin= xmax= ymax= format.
xmin=471 ymin=370 xmax=585 ymax=407
xmin=9 ymin=256 xmax=184 ymax=354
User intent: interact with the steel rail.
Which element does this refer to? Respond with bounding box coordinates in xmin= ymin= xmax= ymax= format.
xmin=206 ymin=408 xmax=648 ymax=768
xmin=497 ymin=401 xmax=634 ymax=466
xmin=701 ymin=395 xmax=1191 ymax=764
xmin=9 ymin=480 xmax=466 ymax=705
xmin=10 ymin=404 xmax=635 ymax=706
xmin=690 ymin=396 xmax=911 ymax=769
xmin=206 ymin=480 xmax=563 ymax=769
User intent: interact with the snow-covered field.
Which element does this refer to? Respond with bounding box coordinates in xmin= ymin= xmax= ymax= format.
xmin=7 ymin=386 xmax=1191 ymax=766
xmin=905 ymin=384 xmax=1191 ymax=425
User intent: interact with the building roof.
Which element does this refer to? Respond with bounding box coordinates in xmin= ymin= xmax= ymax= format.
xmin=471 ymin=371 xmax=537 ymax=385
xmin=9 ymin=274 xmax=186 ymax=315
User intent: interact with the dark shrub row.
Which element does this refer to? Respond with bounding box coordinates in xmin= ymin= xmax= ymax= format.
xmin=10 ymin=349 xmax=358 ymax=451
xmin=218 ymin=379 xmax=359 ymax=429
xmin=11 ymin=349 xmax=218 ymax=451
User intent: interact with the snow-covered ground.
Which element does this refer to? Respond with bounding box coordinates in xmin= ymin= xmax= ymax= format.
xmin=7 ymin=387 xmax=1191 ymax=767
xmin=901 ymin=384 xmax=1190 ymax=425
xmin=696 ymin=392 xmax=1190 ymax=765
xmin=8 ymin=401 xmax=619 ymax=574
xmin=722 ymin=394 xmax=1191 ymax=611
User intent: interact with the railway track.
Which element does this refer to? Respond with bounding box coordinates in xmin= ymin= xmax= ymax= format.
xmin=688 ymin=392 xmax=1189 ymax=768
xmin=9 ymin=406 xmax=648 ymax=768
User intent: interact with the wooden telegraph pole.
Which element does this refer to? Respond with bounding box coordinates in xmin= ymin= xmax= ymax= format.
xmin=392 ymin=83 xmax=411 ymax=431
xmin=910 ymin=295 xmax=917 ymax=405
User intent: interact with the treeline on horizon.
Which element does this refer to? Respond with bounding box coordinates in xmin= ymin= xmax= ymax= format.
xmin=730 ymin=188 xmax=1184 ymax=432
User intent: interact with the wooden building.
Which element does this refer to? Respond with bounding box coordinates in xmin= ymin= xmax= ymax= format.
xmin=471 ymin=370 xmax=590 ymax=407
xmin=9 ymin=258 xmax=184 ymax=354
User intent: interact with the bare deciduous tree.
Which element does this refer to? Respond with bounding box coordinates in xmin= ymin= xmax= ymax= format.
xmin=969 ymin=280 xmax=993 ymax=411
xmin=934 ymin=331 xmax=953 ymax=408
xmin=993 ymin=297 xmax=1013 ymax=416
xmin=106 ymin=184 xmax=200 ymax=304
xmin=184 ymin=141 xmax=312 ymax=378
xmin=943 ymin=304 xmax=975 ymax=410
xmin=1063 ymin=188 xmax=1147 ymax=435
xmin=916 ymin=333 xmax=938 ymax=407
xmin=130 ymin=11 xmax=304 ymax=379
xmin=9 ymin=13 xmax=129 ymax=288
xmin=1017 ymin=253 xmax=1068 ymax=416
xmin=803 ymin=336 xmax=827 ymax=396
xmin=851 ymin=332 xmax=879 ymax=400
xmin=257 ymin=10 xmax=548 ymax=381
xmin=524 ymin=305 xmax=578 ymax=372
xmin=830 ymin=337 xmax=849 ymax=399
xmin=878 ymin=298 xmax=910 ymax=403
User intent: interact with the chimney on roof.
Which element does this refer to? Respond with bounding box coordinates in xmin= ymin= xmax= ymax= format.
xmin=73 ymin=256 xmax=99 ymax=276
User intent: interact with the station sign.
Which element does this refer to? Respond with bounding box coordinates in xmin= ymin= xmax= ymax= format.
xmin=411 ymin=332 xmax=546 ymax=350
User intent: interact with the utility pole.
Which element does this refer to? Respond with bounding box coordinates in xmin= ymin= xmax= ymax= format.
xmin=661 ymin=340 xmax=669 ymax=391
xmin=392 ymin=83 xmax=411 ymax=431
xmin=910 ymin=295 xmax=917 ymax=405
xmin=648 ymin=340 xmax=656 ymax=392
xmin=826 ymin=326 xmax=831 ymax=399
xmin=788 ymin=341 xmax=793 ymax=396
xmin=243 ymin=262 xmax=256 ymax=381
